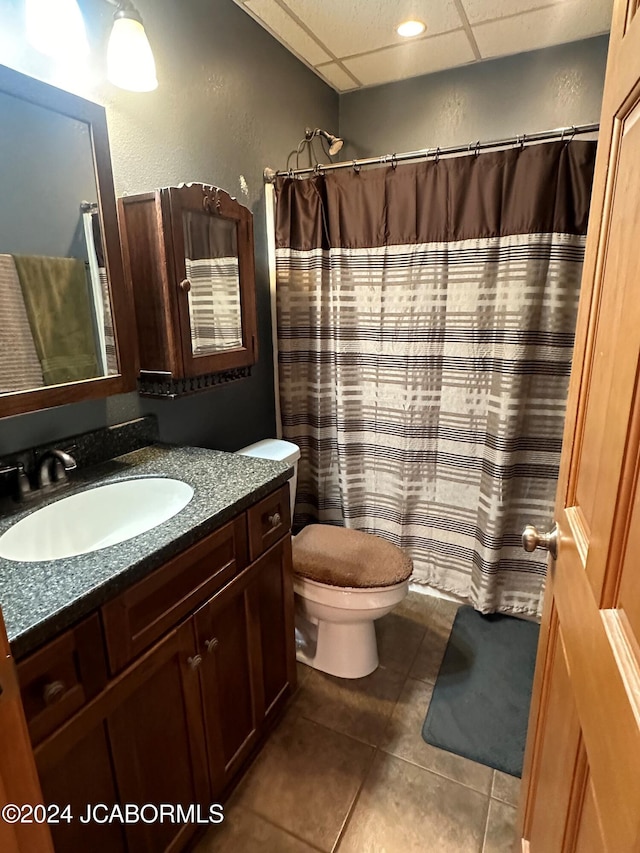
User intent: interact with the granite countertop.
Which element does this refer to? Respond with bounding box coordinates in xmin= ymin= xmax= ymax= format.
xmin=0 ymin=445 xmax=291 ymax=659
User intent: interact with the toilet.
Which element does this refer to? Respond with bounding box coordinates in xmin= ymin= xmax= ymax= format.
xmin=237 ymin=439 xmax=412 ymax=679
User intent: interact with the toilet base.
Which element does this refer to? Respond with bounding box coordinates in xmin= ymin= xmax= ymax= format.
xmin=295 ymin=612 xmax=378 ymax=679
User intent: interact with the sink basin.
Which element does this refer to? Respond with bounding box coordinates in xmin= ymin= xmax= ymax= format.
xmin=0 ymin=478 xmax=194 ymax=563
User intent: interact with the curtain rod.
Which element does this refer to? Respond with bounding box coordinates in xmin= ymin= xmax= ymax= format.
xmin=263 ymin=122 xmax=599 ymax=183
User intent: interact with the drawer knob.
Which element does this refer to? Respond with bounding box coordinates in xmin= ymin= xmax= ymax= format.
xmin=187 ymin=654 xmax=203 ymax=671
xmin=204 ymin=638 xmax=219 ymax=654
xmin=268 ymin=512 xmax=281 ymax=529
xmin=43 ymin=680 xmax=66 ymax=705
xmin=179 ymin=278 xmax=192 ymax=293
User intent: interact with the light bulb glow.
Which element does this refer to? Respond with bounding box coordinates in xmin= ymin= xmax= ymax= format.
xmin=396 ymin=20 xmax=427 ymax=38
xmin=107 ymin=16 xmax=158 ymax=92
xmin=26 ymin=0 xmax=89 ymax=60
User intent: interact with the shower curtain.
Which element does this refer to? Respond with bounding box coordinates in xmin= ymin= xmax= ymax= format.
xmin=275 ymin=141 xmax=596 ymax=617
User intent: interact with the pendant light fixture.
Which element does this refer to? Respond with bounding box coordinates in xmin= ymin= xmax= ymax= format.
xmin=106 ymin=1 xmax=158 ymax=92
xmin=26 ymin=0 xmax=89 ymax=61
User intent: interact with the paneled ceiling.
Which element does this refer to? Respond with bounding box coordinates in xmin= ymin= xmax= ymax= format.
xmin=231 ymin=0 xmax=613 ymax=92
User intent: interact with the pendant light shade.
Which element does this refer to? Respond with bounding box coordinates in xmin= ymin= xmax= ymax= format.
xmin=26 ymin=0 xmax=89 ymax=61
xmin=107 ymin=6 xmax=158 ymax=92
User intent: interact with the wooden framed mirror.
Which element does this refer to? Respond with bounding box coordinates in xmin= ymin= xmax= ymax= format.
xmin=0 ymin=64 xmax=137 ymax=419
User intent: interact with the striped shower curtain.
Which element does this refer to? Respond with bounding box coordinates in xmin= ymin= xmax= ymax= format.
xmin=275 ymin=141 xmax=596 ymax=617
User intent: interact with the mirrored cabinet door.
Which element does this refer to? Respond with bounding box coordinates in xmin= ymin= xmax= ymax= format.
xmin=119 ymin=183 xmax=258 ymax=394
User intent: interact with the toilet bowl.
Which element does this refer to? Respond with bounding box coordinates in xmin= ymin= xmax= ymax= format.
xmin=294 ymin=574 xmax=409 ymax=678
xmin=236 ymin=438 xmax=412 ymax=679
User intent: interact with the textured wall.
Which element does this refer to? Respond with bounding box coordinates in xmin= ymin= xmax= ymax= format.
xmin=339 ymin=37 xmax=608 ymax=160
xmin=0 ymin=0 xmax=337 ymax=453
xmin=0 ymin=8 xmax=609 ymax=456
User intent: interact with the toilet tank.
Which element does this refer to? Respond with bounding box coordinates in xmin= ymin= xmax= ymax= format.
xmin=236 ymin=439 xmax=300 ymax=519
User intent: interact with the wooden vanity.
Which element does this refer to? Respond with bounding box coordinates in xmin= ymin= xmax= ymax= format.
xmin=14 ymin=483 xmax=295 ymax=853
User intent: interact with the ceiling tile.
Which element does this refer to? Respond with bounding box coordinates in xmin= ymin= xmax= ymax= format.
xmin=245 ymin=0 xmax=332 ymax=66
xmin=473 ymin=0 xmax=614 ymax=58
xmin=461 ymin=0 xmax=567 ymax=25
xmin=316 ymin=63 xmax=360 ymax=92
xmin=282 ymin=0 xmax=462 ymax=59
xmin=343 ymin=30 xmax=476 ymax=88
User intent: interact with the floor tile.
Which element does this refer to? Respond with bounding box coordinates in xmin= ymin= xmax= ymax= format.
xmin=293 ymin=664 xmax=406 ymax=746
xmin=337 ymin=752 xmax=489 ymax=853
xmin=483 ymin=799 xmax=519 ymax=853
xmin=396 ymin=591 xmax=459 ymax=629
xmin=296 ymin=661 xmax=311 ymax=688
xmin=234 ymin=713 xmax=374 ymax=851
xmin=409 ymin=598 xmax=459 ymax=683
xmin=492 ymin=770 xmax=521 ymax=807
xmin=381 ymin=677 xmax=493 ymax=795
xmin=375 ymin=610 xmax=426 ymax=675
xmin=194 ymin=804 xmax=319 ymax=852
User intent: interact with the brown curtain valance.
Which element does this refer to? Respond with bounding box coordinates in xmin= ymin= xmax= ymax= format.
xmin=275 ymin=140 xmax=597 ymax=250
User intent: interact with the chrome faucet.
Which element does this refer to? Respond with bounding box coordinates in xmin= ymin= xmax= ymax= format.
xmin=36 ymin=448 xmax=77 ymax=489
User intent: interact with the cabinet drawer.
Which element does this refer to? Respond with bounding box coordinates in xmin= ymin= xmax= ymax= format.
xmin=17 ymin=613 xmax=107 ymax=746
xmin=102 ymin=516 xmax=247 ymax=673
xmin=247 ymin=485 xmax=291 ymax=561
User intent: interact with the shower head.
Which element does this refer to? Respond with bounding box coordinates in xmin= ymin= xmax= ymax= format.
xmin=286 ymin=127 xmax=344 ymax=173
xmin=305 ymin=127 xmax=344 ymax=156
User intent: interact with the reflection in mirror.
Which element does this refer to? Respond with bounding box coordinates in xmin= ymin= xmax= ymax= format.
xmin=0 ymin=88 xmax=119 ymax=395
xmin=182 ymin=211 xmax=243 ymax=355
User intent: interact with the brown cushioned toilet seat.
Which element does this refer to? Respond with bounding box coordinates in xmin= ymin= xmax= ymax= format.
xmin=292 ymin=524 xmax=413 ymax=589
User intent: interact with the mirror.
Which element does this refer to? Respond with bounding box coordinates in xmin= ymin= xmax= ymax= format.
xmin=182 ymin=211 xmax=243 ymax=355
xmin=0 ymin=64 xmax=136 ymax=418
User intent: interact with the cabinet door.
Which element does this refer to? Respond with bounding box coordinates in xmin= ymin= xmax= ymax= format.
xmin=166 ymin=184 xmax=257 ymax=377
xmin=107 ymin=622 xmax=209 ymax=853
xmin=195 ymin=536 xmax=297 ymax=796
xmin=194 ymin=573 xmax=259 ymax=796
xmin=37 ymin=722 xmax=127 ymax=853
xmin=249 ymin=537 xmax=297 ymax=725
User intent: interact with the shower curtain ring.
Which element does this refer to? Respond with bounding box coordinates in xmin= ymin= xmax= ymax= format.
xmin=474 ymin=141 xmax=480 ymax=157
xmin=569 ymin=125 xmax=577 ymax=141
xmin=391 ymin=153 xmax=398 ymax=169
xmin=435 ymin=147 xmax=440 ymax=163
xmin=520 ymin=133 xmax=526 ymax=150
xmin=287 ymin=168 xmax=294 ymax=179
xmin=352 ymin=160 xmax=361 ymax=174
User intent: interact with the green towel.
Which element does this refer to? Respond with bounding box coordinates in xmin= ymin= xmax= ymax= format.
xmin=13 ymin=255 xmax=100 ymax=385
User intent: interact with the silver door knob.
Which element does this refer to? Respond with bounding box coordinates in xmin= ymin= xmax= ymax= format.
xmin=268 ymin=512 xmax=281 ymax=528
xmin=204 ymin=638 xmax=219 ymax=654
xmin=187 ymin=654 xmax=203 ymax=671
xmin=522 ymin=523 xmax=559 ymax=560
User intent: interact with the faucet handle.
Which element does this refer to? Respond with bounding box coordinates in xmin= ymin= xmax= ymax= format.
xmin=0 ymin=461 xmax=31 ymax=500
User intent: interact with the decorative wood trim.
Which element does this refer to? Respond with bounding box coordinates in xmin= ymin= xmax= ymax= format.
xmin=601 ymin=609 xmax=640 ymax=727
xmin=564 ymin=506 xmax=589 ymax=568
xmin=138 ymin=365 xmax=252 ymax=397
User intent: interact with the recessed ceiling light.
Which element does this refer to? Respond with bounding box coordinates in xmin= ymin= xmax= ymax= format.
xmin=396 ymin=20 xmax=427 ymax=38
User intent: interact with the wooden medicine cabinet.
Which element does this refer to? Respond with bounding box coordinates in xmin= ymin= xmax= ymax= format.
xmin=119 ymin=183 xmax=258 ymax=397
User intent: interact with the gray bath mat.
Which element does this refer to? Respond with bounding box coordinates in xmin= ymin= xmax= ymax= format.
xmin=421 ymin=605 xmax=539 ymax=778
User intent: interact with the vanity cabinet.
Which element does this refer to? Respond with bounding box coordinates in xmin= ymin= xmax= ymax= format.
xmin=21 ymin=485 xmax=295 ymax=853
xmin=119 ymin=183 xmax=258 ymax=396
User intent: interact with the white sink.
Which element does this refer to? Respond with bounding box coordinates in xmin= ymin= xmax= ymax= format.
xmin=0 ymin=478 xmax=194 ymax=563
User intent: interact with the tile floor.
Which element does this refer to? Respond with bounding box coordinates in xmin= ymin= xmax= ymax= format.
xmin=195 ymin=593 xmax=521 ymax=852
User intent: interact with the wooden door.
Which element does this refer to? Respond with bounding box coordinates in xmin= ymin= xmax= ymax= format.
xmin=166 ymin=183 xmax=258 ymax=377
xmin=194 ymin=565 xmax=260 ymax=796
xmin=0 ymin=609 xmax=53 ymax=853
xmin=248 ymin=538 xmax=297 ymax=725
xmin=107 ymin=621 xmax=209 ymax=853
xmin=520 ymin=1 xmax=640 ymax=850
xmin=36 ymin=723 xmax=128 ymax=853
